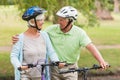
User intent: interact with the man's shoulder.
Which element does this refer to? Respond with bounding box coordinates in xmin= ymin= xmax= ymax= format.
xmin=73 ymin=25 xmax=85 ymax=32
xmin=45 ymin=24 xmax=58 ymax=32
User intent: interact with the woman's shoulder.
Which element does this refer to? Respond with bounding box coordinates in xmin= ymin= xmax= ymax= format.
xmin=40 ymin=31 xmax=48 ymax=35
xmin=40 ymin=31 xmax=50 ymax=44
xmin=40 ymin=31 xmax=49 ymax=39
xmin=19 ymin=33 xmax=24 ymax=36
xmin=18 ymin=33 xmax=24 ymax=39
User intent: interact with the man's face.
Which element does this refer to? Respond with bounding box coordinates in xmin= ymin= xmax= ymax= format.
xmin=57 ymin=17 xmax=69 ymax=29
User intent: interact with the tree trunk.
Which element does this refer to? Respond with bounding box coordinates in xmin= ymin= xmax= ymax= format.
xmin=95 ymin=0 xmax=113 ymax=20
xmin=113 ymin=0 xmax=120 ymax=13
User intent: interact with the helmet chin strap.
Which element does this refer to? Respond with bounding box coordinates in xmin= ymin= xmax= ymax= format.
xmin=28 ymin=18 xmax=41 ymax=31
xmin=34 ymin=18 xmax=41 ymax=31
xmin=61 ymin=19 xmax=73 ymax=31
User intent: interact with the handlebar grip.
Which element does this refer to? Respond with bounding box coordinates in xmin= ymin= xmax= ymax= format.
xmin=17 ymin=64 xmax=36 ymax=71
xmin=27 ymin=64 xmax=35 ymax=68
xmin=18 ymin=67 xmax=22 ymax=71
xmin=93 ymin=64 xmax=111 ymax=69
xmin=93 ymin=64 xmax=102 ymax=69
xmin=51 ymin=61 xmax=67 ymax=66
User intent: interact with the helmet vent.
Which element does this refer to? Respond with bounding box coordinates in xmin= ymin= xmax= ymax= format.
xmin=71 ymin=10 xmax=74 ymax=11
xmin=63 ymin=11 xmax=67 ymax=14
xmin=61 ymin=9 xmax=65 ymax=13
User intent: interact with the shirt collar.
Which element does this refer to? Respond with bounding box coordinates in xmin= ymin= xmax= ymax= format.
xmin=57 ymin=24 xmax=74 ymax=35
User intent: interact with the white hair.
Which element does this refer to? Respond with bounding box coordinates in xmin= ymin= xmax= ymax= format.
xmin=28 ymin=14 xmax=45 ymax=27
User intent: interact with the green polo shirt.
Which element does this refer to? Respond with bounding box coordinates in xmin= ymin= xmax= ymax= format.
xmin=45 ymin=24 xmax=92 ymax=63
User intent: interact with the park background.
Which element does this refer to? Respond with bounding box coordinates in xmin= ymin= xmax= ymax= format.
xmin=0 ymin=0 xmax=120 ymax=80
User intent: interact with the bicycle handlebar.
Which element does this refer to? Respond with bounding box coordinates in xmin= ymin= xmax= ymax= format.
xmin=18 ymin=61 xmax=66 ymax=71
xmin=59 ymin=64 xmax=110 ymax=74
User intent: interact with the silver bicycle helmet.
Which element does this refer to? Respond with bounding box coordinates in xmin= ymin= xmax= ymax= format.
xmin=56 ymin=6 xmax=78 ymax=20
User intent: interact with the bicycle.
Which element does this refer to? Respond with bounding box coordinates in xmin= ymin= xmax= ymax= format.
xmin=18 ymin=61 xmax=65 ymax=80
xmin=59 ymin=64 xmax=110 ymax=80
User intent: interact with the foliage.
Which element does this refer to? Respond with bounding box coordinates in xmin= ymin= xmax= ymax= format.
xmin=98 ymin=0 xmax=114 ymax=11
xmin=1 ymin=0 xmax=115 ymax=27
xmin=3 ymin=0 xmax=101 ymax=27
xmin=0 ymin=0 xmax=15 ymax=5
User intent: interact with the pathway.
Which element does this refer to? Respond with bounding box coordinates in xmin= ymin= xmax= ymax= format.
xmin=0 ymin=44 xmax=120 ymax=52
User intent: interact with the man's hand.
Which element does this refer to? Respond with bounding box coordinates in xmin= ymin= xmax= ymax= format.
xmin=99 ymin=61 xmax=110 ymax=69
xmin=12 ymin=34 xmax=19 ymax=44
xmin=58 ymin=62 xmax=66 ymax=68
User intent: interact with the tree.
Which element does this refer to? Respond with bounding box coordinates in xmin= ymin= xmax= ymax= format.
xmin=95 ymin=0 xmax=113 ymax=20
xmin=0 ymin=0 xmax=14 ymax=5
xmin=1 ymin=0 xmax=114 ymax=27
xmin=113 ymin=0 xmax=120 ymax=13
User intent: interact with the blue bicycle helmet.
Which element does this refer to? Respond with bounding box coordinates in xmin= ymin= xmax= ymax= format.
xmin=22 ymin=6 xmax=46 ymax=21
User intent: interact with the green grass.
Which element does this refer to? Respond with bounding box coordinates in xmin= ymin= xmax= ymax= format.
xmin=78 ymin=48 xmax=120 ymax=71
xmin=0 ymin=52 xmax=14 ymax=76
xmin=83 ymin=13 xmax=120 ymax=45
xmin=84 ymin=26 xmax=120 ymax=45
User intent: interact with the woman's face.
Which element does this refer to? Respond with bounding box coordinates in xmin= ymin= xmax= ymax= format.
xmin=36 ymin=18 xmax=45 ymax=29
xmin=28 ymin=14 xmax=45 ymax=30
xmin=36 ymin=14 xmax=45 ymax=29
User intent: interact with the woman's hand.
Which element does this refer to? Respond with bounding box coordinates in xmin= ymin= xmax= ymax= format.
xmin=18 ymin=66 xmax=29 ymax=71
